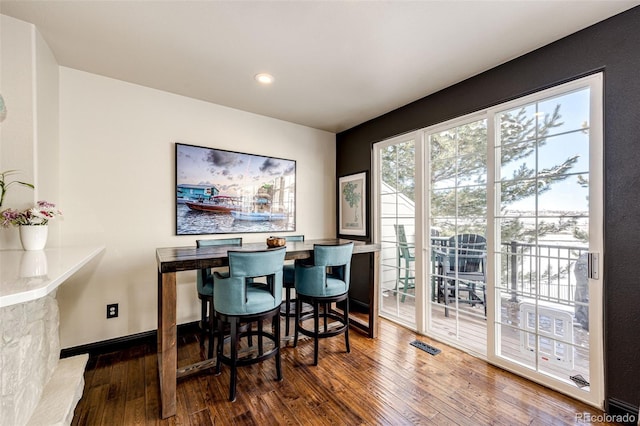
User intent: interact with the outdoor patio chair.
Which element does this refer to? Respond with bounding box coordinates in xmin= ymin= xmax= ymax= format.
xmin=394 ymin=224 xmax=415 ymax=302
xmin=435 ymin=233 xmax=487 ymax=316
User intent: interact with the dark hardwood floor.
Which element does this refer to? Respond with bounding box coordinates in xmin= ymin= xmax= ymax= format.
xmin=71 ymin=319 xmax=616 ymax=425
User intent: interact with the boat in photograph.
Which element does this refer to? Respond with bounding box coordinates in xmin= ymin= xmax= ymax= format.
xmin=231 ymin=188 xmax=288 ymax=221
xmin=185 ymin=196 xmax=240 ymax=213
xmin=231 ymin=211 xmax=287 ymax=221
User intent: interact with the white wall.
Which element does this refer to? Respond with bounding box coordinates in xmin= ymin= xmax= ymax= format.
xmin=57 ymin=68 xmax=336 ymax=348
xmin=0 ymin=15 xmax=60 ymax=249
xmin=34 ymin=24 xmax=60 ymax=246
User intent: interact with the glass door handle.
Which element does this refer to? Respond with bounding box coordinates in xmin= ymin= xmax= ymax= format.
xmin=588 ymin=252 xmax=600 ymax=280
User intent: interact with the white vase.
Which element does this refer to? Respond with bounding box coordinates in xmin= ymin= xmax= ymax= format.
xmin=19 ymin=225 xmax=48 ymax=251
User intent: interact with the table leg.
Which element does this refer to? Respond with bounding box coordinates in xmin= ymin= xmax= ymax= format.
xmin=344 ymin=251 xmax=380 ymax=338
xmin=158 ymin=270 xmax=177 ymax=418
xmin=370 ymin=251 xmax=380 ymax=338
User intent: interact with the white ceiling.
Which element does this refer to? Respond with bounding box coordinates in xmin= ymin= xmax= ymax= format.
xmin=1 ymin=1 xmax=638 ymax=133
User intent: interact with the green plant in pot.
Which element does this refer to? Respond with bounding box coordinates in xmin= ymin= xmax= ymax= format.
xmin=0 ymin=170 xmax=34 ymax=209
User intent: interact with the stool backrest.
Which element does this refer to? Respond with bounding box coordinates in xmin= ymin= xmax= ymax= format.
xmin=228 ymin=247 xmax=286 ymax=280
xmin=195 ymin=238 xmax=243 ymax=292
xmin=215 ymin=247 xmax=286 ymax=315
xmin=313 ymin=242 xmax=354 ymax=286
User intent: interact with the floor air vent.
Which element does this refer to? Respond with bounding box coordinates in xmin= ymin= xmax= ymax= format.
xmin=410 ymin=340 xmax=441 ymax=355
xmin=570 ymin=374 xmax=590 ymax=388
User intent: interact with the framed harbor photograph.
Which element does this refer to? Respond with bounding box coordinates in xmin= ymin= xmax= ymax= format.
xmin=338 ymin=171 xmax=367 ymax=236
xmin=175 ymin=143 xmax=296 ymax=235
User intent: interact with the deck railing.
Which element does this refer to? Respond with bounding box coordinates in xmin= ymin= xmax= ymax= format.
xmin=501 ymin=240 xmax=588 ymax=307
xmin=428 ymin=238 xmax=588 ymax=307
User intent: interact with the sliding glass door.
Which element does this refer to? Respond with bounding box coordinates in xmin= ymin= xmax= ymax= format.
xmin=375 ymin=134 xmax=417 ymax=329
xmin=373 ymin=73 xmax=603 ymax=407
xmin=489 ymin=74 xmax=604 ymax=407
xmin=427 ymin=116 xmax=488 ymax=355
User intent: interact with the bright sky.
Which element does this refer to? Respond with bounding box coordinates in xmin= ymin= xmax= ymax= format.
xmin=176 ymin=144 xmax=295 ymax=197
xmin=499 ymin=87 xmax=591 ymax=214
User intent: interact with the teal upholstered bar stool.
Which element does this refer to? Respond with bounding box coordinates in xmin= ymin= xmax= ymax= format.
xmin=271 ymin=235 xmax=305 ymax=336
xmin=213 ymin=247 xmax=286 ymax=402
xmin=293 ymin=242 xmax=354 ymax=366
xmin=196 ymin=237 xmax=242 ymax=358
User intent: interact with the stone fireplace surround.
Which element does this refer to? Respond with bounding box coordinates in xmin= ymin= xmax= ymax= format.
xmin=0 ymin=246 xmax=104 ymax=426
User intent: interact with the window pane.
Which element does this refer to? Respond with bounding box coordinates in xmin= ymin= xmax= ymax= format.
xmin=538 ymin=132 xmax=589 ymax=175
xmin=457 ymin=154 xmax=487 ymax=187
xmin=457 ymin=185 xmax=486 ymax=218
xmin=499 ymin=141 xmax=536 ymax=182
xmin=431 ymin=188 xmax=456 ymax=219
xmin=499 ymin=104 xmax=537 ymax=145
xmin=499 ymin=179 xmax=536 ymax=214
xmin=458 ymin=120 xmax=487 ymax=156
xmin=538 ymin=178 xmax=589 ymax=215
xmin=537 ymin=88 xmax=590 ymax=137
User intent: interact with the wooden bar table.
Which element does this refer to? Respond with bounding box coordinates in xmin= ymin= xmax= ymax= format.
xmin=155 ymin=238 xmax=380 ymax=418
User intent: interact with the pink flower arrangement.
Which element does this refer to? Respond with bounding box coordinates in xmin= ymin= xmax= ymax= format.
xmin=1 ymin=200 xmax=62 ymax=227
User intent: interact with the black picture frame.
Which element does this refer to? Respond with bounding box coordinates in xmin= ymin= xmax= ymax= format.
xmin=338 ymin=171 xmax=367 ymax=236
xmin=175 ymin=142 xmax=296 ymax=235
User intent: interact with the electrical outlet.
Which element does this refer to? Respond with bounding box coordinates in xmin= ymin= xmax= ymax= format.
xmin=107 ymin=303 xmax=118 ymax=319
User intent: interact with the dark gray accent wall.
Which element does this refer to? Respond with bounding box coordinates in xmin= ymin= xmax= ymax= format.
xmin=336 ymin=6 xmax=640 ymax=414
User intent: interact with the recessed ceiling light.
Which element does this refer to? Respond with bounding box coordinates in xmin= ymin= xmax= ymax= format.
xmin=255 ymin=73 xmax=274 ymax=85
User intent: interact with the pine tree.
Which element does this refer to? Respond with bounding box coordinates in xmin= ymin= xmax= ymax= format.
xmin=381 ymin=104 xmax=587 ymax=243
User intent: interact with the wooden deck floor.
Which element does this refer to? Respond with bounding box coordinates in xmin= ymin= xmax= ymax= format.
xmin=381 ymin=291 xmax=591 ymax=389
xmin=71 ymin=316 xmax=613 ymax=425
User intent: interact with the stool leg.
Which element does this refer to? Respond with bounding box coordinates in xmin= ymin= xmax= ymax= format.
xmin=258 ymin=320 xmax=264 ymax=356
xmin=229 ymin=318 xmax=238 ymax=402
xmin=208 ymin=316 xmax=218 ymax=360
xmin=285 ymin=286 xmax=292 ymax=336
xmin=200 ymin=297 xmax=207 ymax=347
xmin=293 ymin=298 xmax=301 ymax=347
xmin=215 ymin=317 xmax=223 ymax=375
xmin=344 ymin=298 xmax=350 ymax=353
xmin=313 ymin=301 xmax=319 ymax=366
xmin=323 ymin=302 xmax=328 ymax=332
xmin=274 ymin=312 xmax=282 ymax=381
xmin=208 ymin=299 xmax=216 ymax=359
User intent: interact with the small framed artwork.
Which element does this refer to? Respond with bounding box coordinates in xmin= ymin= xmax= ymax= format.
xmin=338 ymin=171 xmax=367 ymax=236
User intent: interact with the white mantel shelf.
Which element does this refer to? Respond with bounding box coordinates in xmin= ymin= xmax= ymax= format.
xmin=0 ymin=245 xmax=105 ymax=308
